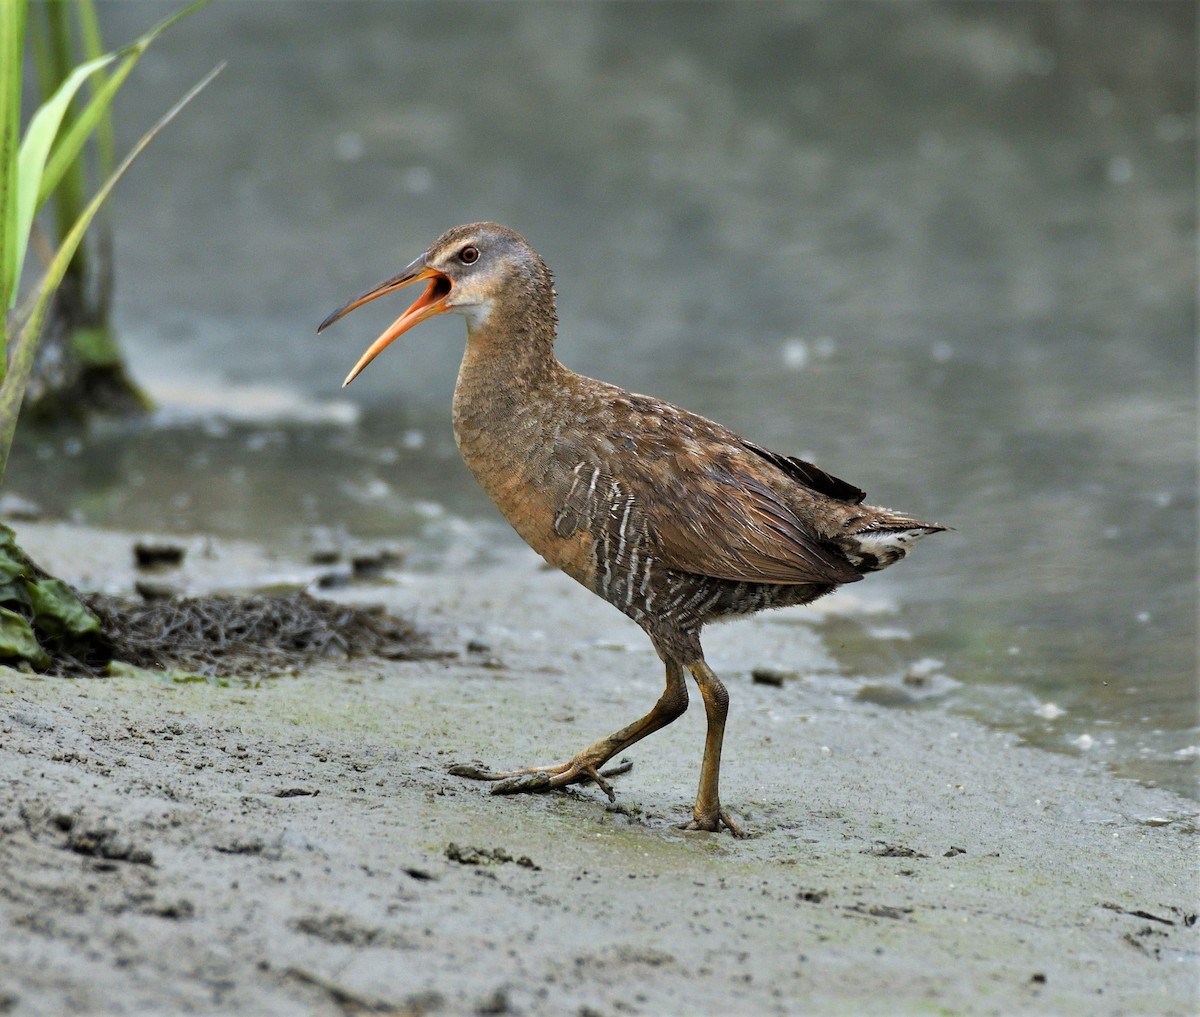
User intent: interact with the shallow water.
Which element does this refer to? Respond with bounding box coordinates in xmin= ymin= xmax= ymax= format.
xmin=11 ymin=2 xmax=1195 ymax=796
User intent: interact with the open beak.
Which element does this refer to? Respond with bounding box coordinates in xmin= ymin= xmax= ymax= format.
xmin=317 ymin=254 xmax=454 ymax=387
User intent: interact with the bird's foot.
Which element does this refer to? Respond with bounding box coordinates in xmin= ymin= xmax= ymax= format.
xmin=448 ymin=758 xmax=632 ymax=802
xmin=680 ymin=807 xmax=747 ymax=838
xmin=492 ymin=767 xmax=614 ymax=800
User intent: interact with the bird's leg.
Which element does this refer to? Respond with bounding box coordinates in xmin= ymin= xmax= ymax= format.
xmin=453 ymin=660 xmax=689 ymax=801
xmin=682 ymin=658 xmax=745 ymax=837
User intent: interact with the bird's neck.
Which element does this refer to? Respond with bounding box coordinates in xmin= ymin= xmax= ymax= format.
xmin=451 ymin=284 xmax=571 ymax=449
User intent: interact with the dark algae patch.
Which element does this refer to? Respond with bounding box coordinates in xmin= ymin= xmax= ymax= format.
xmin=84 ymin=591 xmax=436 ymax=678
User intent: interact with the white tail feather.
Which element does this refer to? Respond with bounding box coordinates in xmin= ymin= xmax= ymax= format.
xmin=839 ymin=526 xmax=940 ymax=571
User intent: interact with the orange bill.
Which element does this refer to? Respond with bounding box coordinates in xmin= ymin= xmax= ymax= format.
xmin=317 ymin=254 xmax=454 ymax=386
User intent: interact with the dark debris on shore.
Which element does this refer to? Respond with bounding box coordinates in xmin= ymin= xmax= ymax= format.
xmin=68 ymin=591 xmax=440 ymax=679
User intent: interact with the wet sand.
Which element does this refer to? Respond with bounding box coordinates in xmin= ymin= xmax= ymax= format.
xmin=1 ymin=523 xmax=1196 ymax=1016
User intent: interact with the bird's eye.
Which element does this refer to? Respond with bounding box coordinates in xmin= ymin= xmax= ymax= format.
xmin=459 ymin=246 xmax=480 ymax=264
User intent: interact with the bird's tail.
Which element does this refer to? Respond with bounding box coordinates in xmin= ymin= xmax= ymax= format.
xmin=833 ymin=513 xmax=947 ymax=573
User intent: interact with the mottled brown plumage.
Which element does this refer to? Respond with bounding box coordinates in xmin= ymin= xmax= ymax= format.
xmin=319 ymin=222 xmax=944 ymax=835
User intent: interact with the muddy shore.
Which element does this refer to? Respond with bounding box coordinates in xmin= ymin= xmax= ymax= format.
xmin=1 ymin=522 xmax=1196 ymax=1016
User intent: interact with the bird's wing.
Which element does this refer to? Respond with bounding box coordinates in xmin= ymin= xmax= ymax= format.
xmin=637 ymin=456 xmax=862 ymax=585
xmin=553 ymin=397 xmax=862 ymax=586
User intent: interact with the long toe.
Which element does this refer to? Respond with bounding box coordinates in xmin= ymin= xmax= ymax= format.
xmin=491 ymin=772 xmax=558 ymax=795
xmin=482 ymin=755 xmax=636 ymax=799
xmin=448 ymin=761 xmax=573 ymax=781
xmin=719 ymin=809 xmax=747 ymax=838
xmin=455 ymin=755 xmax=634 ymax=794
xmin=680 ymin=808 xmax=747 ymax=838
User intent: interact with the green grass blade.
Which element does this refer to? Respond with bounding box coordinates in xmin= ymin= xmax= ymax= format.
xmin=76 ymin=0 xmax=115 ymax=174
xmin=10 ymin=0 xmax=212 ymax=310
xmin=0 ymin=0 xmax=27 ymax=318
xmin=35 ymin=1 xmax=90 ymax=255
xmin=8 ymin=49 xmax=115 ymax=309
xmin=38 ymin=0 xmax=210 ymax=213
xmin=79 ymin=0 xmax=118 ymax=322
xmin=37 ymin=50 xmax=132 ymax=216
xmin=0 ymin=62 xmax=225 ymax=485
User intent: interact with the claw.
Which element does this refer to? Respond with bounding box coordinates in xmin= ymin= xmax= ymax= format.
xmin=583 ymin=767 xmax=616 ymax=802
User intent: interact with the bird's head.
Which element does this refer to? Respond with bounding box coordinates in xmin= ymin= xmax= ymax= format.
xmin=318 ymin=222 xmax=553 ymax=387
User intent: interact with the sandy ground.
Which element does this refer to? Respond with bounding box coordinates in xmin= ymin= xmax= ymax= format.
xmin=1 ymin=523 xmax=1197 ymax=1016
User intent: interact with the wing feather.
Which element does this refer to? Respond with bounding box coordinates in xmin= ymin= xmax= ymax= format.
xmin=550 ymin=393 xmax=864 ymax=587
xmin=742 ymin=440 xmax=866 ymax=503
xmin=644 ymin=467 xmax=861 ymax=585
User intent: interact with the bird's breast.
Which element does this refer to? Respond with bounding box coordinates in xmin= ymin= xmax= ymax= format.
xmin=451 ymin=384 xmax=598 ymax=586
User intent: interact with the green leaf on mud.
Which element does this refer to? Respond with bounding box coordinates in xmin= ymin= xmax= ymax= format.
xmin=106 ymin=659 xmax=229 ymax=686
xmin=0 ymin=522 xmax=26 ymax=562
xmin=0 ymin=605 xmax=49 ymax=668
xmin=0 ymin=579 xmax=30 ymax=606
xmin=106 ymin=660 xmax=170 ymax=680
xmin=0 ymin=526 xmax=34 ymax=592
xmin=28 ymin=577 xmax=100 ymax=637
xmin=0 ymin=555 xmax=26 ymax=584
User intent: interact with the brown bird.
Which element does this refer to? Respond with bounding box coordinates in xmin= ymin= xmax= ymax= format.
xmin=319 ymin=222 xmax=943 ymax=835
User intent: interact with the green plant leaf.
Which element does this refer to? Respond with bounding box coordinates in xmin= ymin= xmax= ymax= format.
xmin=31 ymin=0 xmax=91 ymax=258
xmin=76 ymin=0 xmax=115 ymax=174
xmin=0 ymin=61 xmax=224 ymax=485
xmin=37 ymin=0 xmax=209 ymax=217
xmin=0 ymin=581 xmax=29 ymax=607
xmin=0 ymin=0 xmax=28 ymax=311
xmin=28 ymin=577 xmax=100 ymax=638
xmin=7 ymin=0 xmax=211 ymax=311
xmin=9 ymin=49 xmax=116 ymax=309
xmin=106 ymin=660 xmax=222 ymax=685
xmin=0 ymin=605 xmax=50 ymax=668
xmin=0 ymin=523 xmax=30 ymax=583
xmin=0 ymin=554 xmax=25 ymax=584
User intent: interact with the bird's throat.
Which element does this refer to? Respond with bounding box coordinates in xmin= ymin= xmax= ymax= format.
xmin=453 ymin=308 xmax=563 ymax=434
